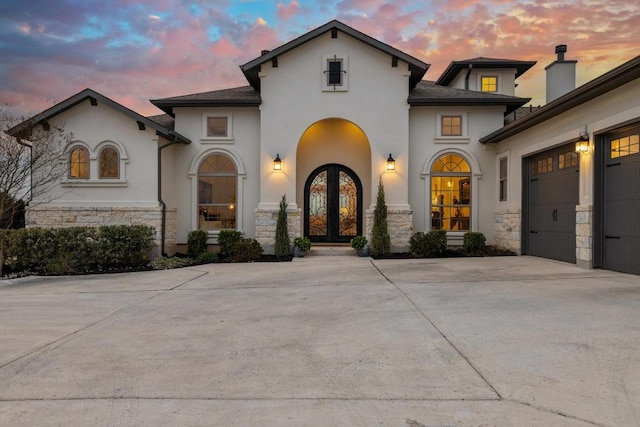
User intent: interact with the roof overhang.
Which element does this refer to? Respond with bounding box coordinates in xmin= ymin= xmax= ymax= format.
xmin=409 ymin=96 xmax=531 ymax=115
xmin=7 ymin=89 xmax=191 ymax=144
xmin=150 ymin=98 xmax=260 ymax=116
xmin=240 ymin=20 xmax=429 ymax=92
xmin=480 ymin=55 xmax=640 ymax=144
xmin=436 ymin=59 xmax=536 ymax=86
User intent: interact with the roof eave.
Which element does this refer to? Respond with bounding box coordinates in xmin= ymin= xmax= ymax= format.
xmin=480 ymin=56 xmax=640 ymax=144
xmin=408 ymin=97 xmax=530 ymax=114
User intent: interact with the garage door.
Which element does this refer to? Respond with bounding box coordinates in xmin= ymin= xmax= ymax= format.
xmin=602 ymin=127 xmax=640 ymax=275
xmin=525 ymin=143 xmax=579 ymax=263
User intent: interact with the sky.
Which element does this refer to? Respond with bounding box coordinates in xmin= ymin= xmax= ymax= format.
xmin=1 ymin=0 xmax=639 ymax=118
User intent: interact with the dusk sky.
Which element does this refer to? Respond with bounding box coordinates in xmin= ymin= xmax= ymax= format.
xmin=1 ymin=0 xmax=639 ymax=118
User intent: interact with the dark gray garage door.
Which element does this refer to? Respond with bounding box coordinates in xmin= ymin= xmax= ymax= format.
xmin=525 ymin=143 xmax=579 ymax=263
xmin=602 ymin=127 xmax=640 ymax=275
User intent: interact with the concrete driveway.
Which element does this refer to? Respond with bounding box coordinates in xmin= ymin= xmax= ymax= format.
xmin=0 ymin=254 xmax=638 ymax=426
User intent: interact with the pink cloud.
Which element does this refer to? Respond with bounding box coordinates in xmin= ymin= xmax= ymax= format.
xmin=277 ymin=1 xmax=300 ymax=21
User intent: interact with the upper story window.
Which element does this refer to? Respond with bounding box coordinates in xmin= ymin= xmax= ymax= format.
xmin=99 ymin=146 xmax=120 ymax=179
xmin=481 ymin=76 xmax=498 ymax=92
xmin=69 ymin=146 xmax=89 ymax=179
xmin=322 ymin=55 xmax=348 ymax=92
xmin=207 ymin=117 xmax=228 ymax=137
xmin=441 ymin=116 xmax=462 ymax=136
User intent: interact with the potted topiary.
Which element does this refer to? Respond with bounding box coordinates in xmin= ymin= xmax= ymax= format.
xmin=350 ymin=235 xmax=369 ymax=257
xmin=292 ymin=236 xmax=311 ymax=257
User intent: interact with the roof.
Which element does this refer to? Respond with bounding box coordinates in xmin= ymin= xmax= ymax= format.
xmin=150 ymin=86 xmax=260 ymax=116
xmin=436 ymin=57 xmax=537 ymax=86
xmin=7 ymin=88 xmax=191 ymax=144
xmin=240 ymin=20 xmax=430 ymax=91
xmin=480 ymin=54 xmax=640 ymax=144
xmin=409 ymin=81 xmax=531 ymax=114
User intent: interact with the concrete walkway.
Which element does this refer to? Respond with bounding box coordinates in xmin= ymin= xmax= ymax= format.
xmin=0 ymin=254 xmax=638 ymax=426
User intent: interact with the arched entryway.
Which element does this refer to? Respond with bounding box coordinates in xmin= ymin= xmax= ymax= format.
xmin=296 ymin=118 xmax=371 ymax=243
xmin=304 ymin=164 xmax=362 ymax=242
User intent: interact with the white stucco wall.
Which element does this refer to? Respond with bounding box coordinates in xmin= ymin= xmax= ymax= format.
xmin=171 ymin=107 xmax=261 ymax=244
xmin=257 ymin=31 xmax=412 ymax=212
xmin=409 ymin=105 xmax=507 ymax=243
xmin=32 ymin=99 xmax=163 ymax=207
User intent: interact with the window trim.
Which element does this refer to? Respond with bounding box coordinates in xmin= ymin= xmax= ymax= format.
xmin=98 ymin=146 xmax=120 ymax=179
xmin=435 ymin=112 xmax=469 ymax=143
xmin=61 ymin=141 xmax=128 ymax=187
xmin=69 ymin=145 xmax=90 ymax=179
xmin=322 ymin=54 xmax=349 ymax=92
xmin=499 ymin=156 xmax=508 ymax=202
xmin=201 ymin=113 xmax=233 ymax=141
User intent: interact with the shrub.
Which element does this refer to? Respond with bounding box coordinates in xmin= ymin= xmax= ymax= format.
xmin=228 ymin=238 xmax=263 ymax=262
xmin=350 ymin=235 xmax=368 ymax=250
xmin=187 ymin=230 xmax=208 ymax=258
xmin=2 ymin=225 xmax=155 ymax=275
xmin=370 ymin=176 xmax=391 ymax=257
xmin=463 ymin=232 xmax=486 ymax=255
xmin=293 ymin=236 xmax=311 ymax=252
xmin=217 ymin=230 xmax=242 ymax=259
xmin=196 ymin=251 xmax=218 ymax=264
xmin=409 ymin=230 xmax=448 ymax=258
xmin=274 ymin=194 xmax=290 ymax=258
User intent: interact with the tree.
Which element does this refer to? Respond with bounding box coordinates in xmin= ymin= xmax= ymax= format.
xmin=370 ymin=175 xmax=391 ymax=257
xmin=0 ymin=106 xmax=72 ymax=275
xmin=274 ymin=194 xmax=290 ymax=258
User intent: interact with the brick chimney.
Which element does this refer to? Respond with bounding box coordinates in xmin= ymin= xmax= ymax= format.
xmin=545 ymin=44 xmax=577 ymax=103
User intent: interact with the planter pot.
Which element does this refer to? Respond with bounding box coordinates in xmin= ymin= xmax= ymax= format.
xmin=293 ymin=246 xmax=307 ymax=257
xmin=356 ymin=244 xmax=370 ymax=257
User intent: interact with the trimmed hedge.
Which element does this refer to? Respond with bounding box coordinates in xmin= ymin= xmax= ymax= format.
xmin=187 ymin=230 xmax=208 ymax=258
xmin=463 ymin=232 xmax=486 ymax=255
xmin=409 ymin=230 xmax=448 ymax=258
xmin=3 ymin=225 xmax=155 ymax=275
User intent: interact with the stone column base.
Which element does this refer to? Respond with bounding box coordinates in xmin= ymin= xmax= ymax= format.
xmin=576 ymin=204 xmax=593 ymax=269
xmin=255 ymin=207 xmax=301 ymax=255
xmin=494 ymin=208 xmax=521 ymax=254
xmin=365 ymin=208 xmax=413 ymax=253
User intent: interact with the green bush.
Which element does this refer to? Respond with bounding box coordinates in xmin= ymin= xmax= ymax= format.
xmin=409 ymin=230 xmax=448 ymax=258
xmin=371 ymin=176 xmax=391 ymax=257
xmin=187 ymin=230 xmax=208 ymax=258
xmin=2 ymin=225 xmax=155 ymax=275
xmin=196 ymin=251 xmax=218 ymax=264
xmin=293 ymin=236 xmax=311 ymax=252
xmin=228 ymin=238 xmax=263 ymax=263
xmin=463 ymin=232 xmax=486 ymax=255
xmin=350 ymin=235 xmax=368 ymax=250
xmin=217 ymin=230 xmax=242 ymax=259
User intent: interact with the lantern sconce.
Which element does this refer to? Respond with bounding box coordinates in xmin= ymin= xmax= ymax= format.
xmin=575 ymin=131 xmax=590 ymax=153
xmin=386 ymin=153 xmax=396 ymax=172
xmin=273 ymin=153 xmax=282 ymax=171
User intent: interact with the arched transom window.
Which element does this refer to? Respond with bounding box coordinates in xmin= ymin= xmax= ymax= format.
xmin=99 ymin=147 xmax=120 ymax=179
xmin=198 ymin=154 xmax=237 ymax=231
xmin=69 ymin=146 xmax=89 ymax=179
xmin=430 ymin=153 xmax=471 ymax=231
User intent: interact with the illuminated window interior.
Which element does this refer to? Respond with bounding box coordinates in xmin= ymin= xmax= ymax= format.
xmin=611 ymin=134 xmax=640 ymax=158
xmin=481 ymin=76 xmax=498 ymax=92
xmin=430 ymin=153 xmax=471 ymax=231
xmin=441 ymin=116 xmax=462 ymax=136
xmin=69 ymin=146 xmax=89 ymax=179
xmin=198 ymin=154 xmax=237 ymax=231
xmin=99 ymin=147 xmax=119 ymax=179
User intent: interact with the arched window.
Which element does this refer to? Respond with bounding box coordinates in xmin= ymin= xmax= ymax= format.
xmin=99 ymin=147 xmax=120 ymax=179
xmin=198 ymin=154 xmax=237 ymax=231
xmin=430 ymin=153 xmax=471 ymax=231
xmin=69 ymin=146 xmax=89 ymax=179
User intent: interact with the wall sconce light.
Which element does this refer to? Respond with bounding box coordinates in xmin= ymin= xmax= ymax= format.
xmin=386 ymin=153 xmax=395 ymax=172
xmin=575 ymin=132 xmax=589 ymax=153
xmin=273 ymin=153 xmax=282 ymax=171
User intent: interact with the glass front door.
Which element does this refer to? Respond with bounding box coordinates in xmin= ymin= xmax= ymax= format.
xmin=304 ymin=164 xmax=362 ymax=242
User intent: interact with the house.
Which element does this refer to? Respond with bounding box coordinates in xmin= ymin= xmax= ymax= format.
xmin=7 ymin=20 xmax=640 ymax=275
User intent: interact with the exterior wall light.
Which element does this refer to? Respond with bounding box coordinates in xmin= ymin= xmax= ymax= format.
xmin=273 ymin=153 xmax=282 ymax=171
xmin=575 ymin=132 xmax=589 ymax=153
xmin=386 ymin=153 xmax=396 ymax=172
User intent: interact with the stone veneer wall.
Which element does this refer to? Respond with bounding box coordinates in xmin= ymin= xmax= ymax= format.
xmin=254 ymin=208 xmax=301 ymax=254
xmin=494 ymin=208 xmax=522 ymax=254
xmin=365 ymin=208 xmax=413 ymax=253
xmin=575 ymin=204 xmax=593 ymax=269
xmin=25 ymin=205 xmax=176 ymax=257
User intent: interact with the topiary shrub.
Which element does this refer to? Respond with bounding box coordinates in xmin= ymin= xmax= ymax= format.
xmin=463 ymin=232 xmax=486 ymax=255
xmin=409 ymin=230 xmax=448 ymax=258
xmin=217 ymin=230 xmax=242 ymax=260
xmin=274 ymin=194 xmax=290 ymax=258
xmin=229 ymin=238 xmax=263 ymax=262
xmin=187 ymin=230 xmax=208 ymax=258
xmin=370 ymin=176 xmax=391 ymax=257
